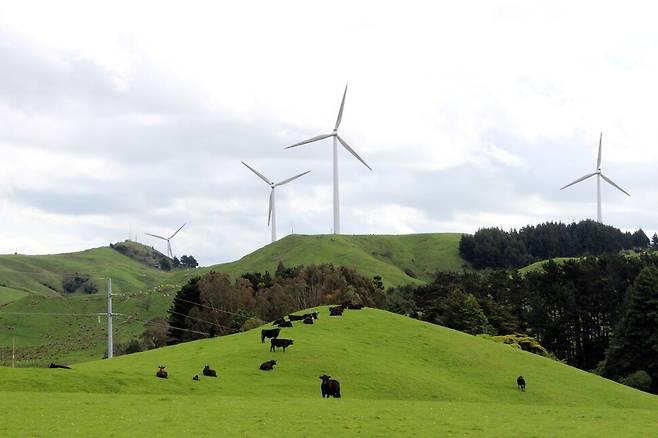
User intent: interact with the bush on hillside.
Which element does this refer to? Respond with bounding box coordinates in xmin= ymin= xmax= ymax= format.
xmin=620 ymin=370 xmax=652 ymax=392
xmin=483 ymin=333 xmax=552 ymax=358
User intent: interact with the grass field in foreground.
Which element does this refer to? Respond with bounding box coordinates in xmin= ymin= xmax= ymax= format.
xmin=1 ymin=307 xmax=656 ymax=437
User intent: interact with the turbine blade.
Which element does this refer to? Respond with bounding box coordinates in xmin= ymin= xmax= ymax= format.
xmin=597 ymin=132 xmax=602 ymax=169
xmin=285 ymin=133 xmax=333 ymax=149
xmin=241 ymin=161 xmax=273 ymax=185
xmin=145 ymin=232 xmax=167 ymax=241
xmin=267 ymin=189 xmax=274 ymax=226
xmin=600 ymin=173 xmax=631 ymax=196
xmin=335 ymin=84 xmax=348 ymax=130
xmin=169 ymin=223 xmax=186 ymax=239
xmin=337 ymin=135 xmax=372 ymax=171
xmin=275 ymin=170 xmax=311 ymax=186
xmin=559 ymin=172 xmax=597 ymax=190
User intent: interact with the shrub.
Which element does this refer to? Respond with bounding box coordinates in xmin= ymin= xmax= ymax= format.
xmin=620 ymin=370 xmax=652 ymax=392
xmin=241 ymin=317 xmax=265 ymax=332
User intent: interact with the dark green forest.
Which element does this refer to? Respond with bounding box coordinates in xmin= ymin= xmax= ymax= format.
xmin=459 ymin=220 xmax=651 ymax=269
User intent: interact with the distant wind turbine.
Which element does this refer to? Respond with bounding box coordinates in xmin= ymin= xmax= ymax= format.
xmin=145 ymin=223 xmax=186 ymax=258
xmin=560 ymin=132 xmax=630 ymax=223
xmin=286 ymin=84 xmax=372 ymax=234
xmin=241 ymin=161 xmax=310 ymax=243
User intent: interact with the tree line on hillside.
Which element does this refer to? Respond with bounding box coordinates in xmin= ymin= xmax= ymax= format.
xmin=166 ymin=262 xmax=386 ymax=343
xmin=387 ymin=253 xmax=658 ymax=393
xmin=459 ymin=220 xmax=651 ymax=269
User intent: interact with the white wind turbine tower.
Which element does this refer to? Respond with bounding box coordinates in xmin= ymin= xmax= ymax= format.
xmin=286 ymin=84 xmax=372 ymax=234
xmin=560 ymin=132 xmax=630 ymax=223
xmin=241 ymin=161 xmax=311 ymax=243
xmin=145 ymin=223 xmax=186 ymax=258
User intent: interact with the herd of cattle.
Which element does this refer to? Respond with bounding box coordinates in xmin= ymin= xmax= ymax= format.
xmin=154 ymin=301 xmax=363 ymax=398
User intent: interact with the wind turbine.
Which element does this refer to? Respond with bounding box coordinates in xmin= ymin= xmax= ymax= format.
xmin=241 ymin=161 xmax=310 ymax=243
xmin=560 ymin=132 xmax=630 ymax=223
xmin=145 ymin=223 xmax=186 ymax=258
xmin=286 ymin=84 xmax=372 ymax=234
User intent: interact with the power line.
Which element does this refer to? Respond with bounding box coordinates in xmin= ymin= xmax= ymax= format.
xmin=172 ymin=296 xmax=245 ymax=317
xmin=119 ymin=314 xmax=211 ymax=337
xmin=166 ymin=309 xmax=233 ymax=332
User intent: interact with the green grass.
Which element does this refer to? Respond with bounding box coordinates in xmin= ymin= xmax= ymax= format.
xmin=518 ymin=257 xmax=578 ymax=275
xmin=1 ymin=307 xmax=656 ymax=437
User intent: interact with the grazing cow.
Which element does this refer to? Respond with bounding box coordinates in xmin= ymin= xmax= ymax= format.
xmin=320 ymin=375 xmax=341 ymax=398
xmin=192 ymin=375 xmax=200 ymax=381
xmin=517 ymin=376 xmax=526 ymax=391
xmin=203 ymin=365 xmax=217 ymax=377
xmin=49 ymin=363 xmax=71 ymax=369
xmin=277 ymin=321 xmax=293 ymax=328
xmin=329 ymin=306 xmax=344 ymax=316
xmin=259 ymin=360 xmax=277 ymax=371
xmin=303 ymin=316 xmax=314 ymax=325
xmin=347 ymin=304 xmax=364 ymax=310
xmin=288 ymin=314 xmax=305 ymax=321
xmin=156 ymin=366 xmax=168 ymax=379
xmin=272 ymin=317 xmax=287 ymax=326
xmin=270 ymin=338 xmax=294 ymax=352
xmin=261 ymin=328 xmax=281 ymax=343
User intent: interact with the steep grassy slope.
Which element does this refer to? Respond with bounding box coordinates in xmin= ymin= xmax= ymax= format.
xmin=178 ymin=233 xmax=466 ymax=288
xmin=1 ymin=308 xmax=656 ymax=437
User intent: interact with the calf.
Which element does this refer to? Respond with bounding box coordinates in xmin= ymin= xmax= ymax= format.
xmin=203 ymin=365 xmax=217 ymax=377
xmin=49 ymin=363 xmax=71 ymax=369
xmin=517 ymin=376 xmax=526 ymax=391
xmin=156 ymin=366 xmax=168 ymax=379
xmin=192 ymin=375 xmax=200 ymax=381
xmin=303 ymin=316 xmax=314 ymax=325
xmin=277 ymin=321 xmax=293 ymax=328
xmin=270 ymin=338 xmax=294 ymax=352
xmin=288 ymin=314 xmax=305 ymax=321
xmin=259 ymin=360 xmax=277 ymax=371
xmin=320 ymin=375 xmax=341 ymax=398
xmin=261 ymin=328 xmax=281 ymax=343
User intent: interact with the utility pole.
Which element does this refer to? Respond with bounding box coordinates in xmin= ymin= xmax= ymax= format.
xmin=107 ymin=278 xmax=113 ymax=359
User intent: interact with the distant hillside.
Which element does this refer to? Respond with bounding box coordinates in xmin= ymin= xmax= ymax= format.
xmin=109 ymin=240 xmax=170 ymax=268
xmin=1 ymin=307 xmax=657 ymax=436
xmin=179 ymin=233 xmax=467 ymax=288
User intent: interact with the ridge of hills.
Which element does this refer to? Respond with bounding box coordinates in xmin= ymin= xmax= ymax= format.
xmin=1 ymin=307 xmax=657 ymax=436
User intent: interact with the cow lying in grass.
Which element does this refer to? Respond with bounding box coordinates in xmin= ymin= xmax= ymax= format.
xmin=277 ymin=321 xmax=293 ymax=328
xmin=203 ymin=365 xmax=217 ymax=377
xmin=320 ymin=375 xmax=341 ymax=398
xmin=259 ymin=360 xmax=277 ymax=371
xmin=270 ymin=338 xmax=294 ymax=352
xmin=329 ymin=306 xmax=344 ymax=316
xmin=288 ymin=314 xmax=306 ymax=321
xmin=272 ymin=317 xmax=287 ymax=325
xmin=156 ymin=366 xmax=168 ymax=379
xmin=49 ymin=363 xmax=71 ymax=369
xmin=303 ymin=316 xmax=314 ymax=325
xmin=517 ymin=376 xmax=526 ymax=391
xmin=347 ymin=303 xmax=364 ymax=310
xmin=193 ymin=375 xmax=200 ymax=381
xmin=261 ymin=328 xmax=280 ymax=343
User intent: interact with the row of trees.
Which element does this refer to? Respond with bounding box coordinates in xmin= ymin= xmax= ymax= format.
xmin=166 ymin=262 xmax=386 ymax=343
xmin=387 ymin=253 xmax=658 ymax=392
xmin=459 ymin=220 xmax=651 ymax=269
xmin=159 ymin=254 xmax=199 ymax=271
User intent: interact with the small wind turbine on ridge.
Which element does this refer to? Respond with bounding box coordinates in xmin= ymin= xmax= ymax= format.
xmin=286 ymin=84 xmax=372 ymax=234
xmin=145 ymin=223 xmax=186 ymax=258
xmin=560 ymin=132 xmax=630 ymax=223
xmin=241 ymin=161 xmax=310 ymax=243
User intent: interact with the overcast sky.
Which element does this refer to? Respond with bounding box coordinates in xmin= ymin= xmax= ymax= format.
xmin=1 ymin=1 xmax=657 ymax=265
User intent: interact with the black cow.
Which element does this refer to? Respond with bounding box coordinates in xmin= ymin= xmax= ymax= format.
xmin=288 ymin=314 xmax=305 ymax=321
xmin=193 ymin=375 xmax=200 ymax=381
xmin=270 ymin=338 xmax=294 ymax=352
xmin=302 ymin=312 xmax=319 ymax=320
xmin=341 ymin=300 xmax=353 ymax=308
xmin=203 ymin=365 xmax=217 ymax=377
xmin=261 ymin=328 xmax=281 ymax=343
xmin=320 ymin=375 xmax=341 ymax=398
xmin=259 ymin=360 xmax=277 ymax=371
xmin=156 ymin=366 xmax=168 ymax=379
xmin=517 ymin=376 xmax=526 ymax=391
xmin=303 ymin=316 xmax=314 ymax=325
xmin=277 ymin=321 xmax=293 ymax=328
xmin=347 ymin=304 xmax=364 ymax=310
xmin=272 ymin=317 xmax=287 ymax=326
xmin=329 ymin=306 xmax=344 ymax=316
xmin=49 ymin=363 xmax=71 ymax=369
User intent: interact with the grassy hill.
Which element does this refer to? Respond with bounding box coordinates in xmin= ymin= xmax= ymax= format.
xmin=1 ymin=307 xmax=656 ymax=436
xmin=0 ymin=233 xmax=466 ymax=365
